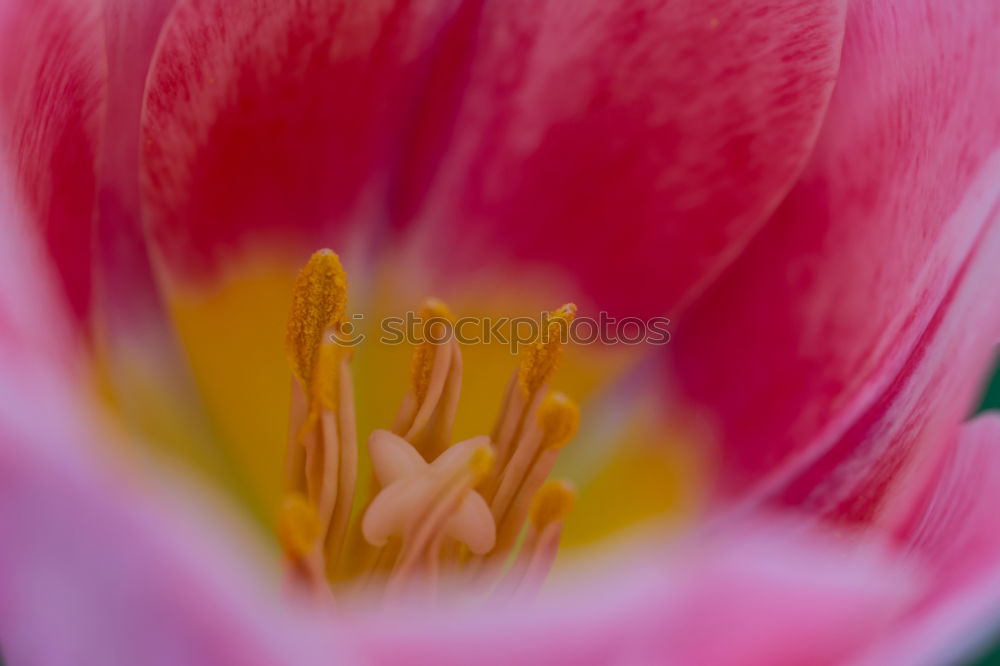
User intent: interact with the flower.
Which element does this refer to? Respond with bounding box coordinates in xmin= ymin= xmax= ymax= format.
xmin=1 ymin=0 xmax=1000 ymax=664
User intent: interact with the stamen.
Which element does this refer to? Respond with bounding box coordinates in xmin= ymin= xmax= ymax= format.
xmin=279 ymin=254 xmax=584 ymax=606
xmin=530 ymin=479 xmax=576 ymax=529
xmin=488 ymin=303 xmax=576 ymax=476
xmin=311 ymin=335 xmax=358 ymax=573
xmin=278 ymin=493 xmax=326 ymax=592
xmin=498 ymin=480 xmax=575 ymax=600
xmin=489 ymin=392 xmax=579 ymax=524
xmin=409 ymin=299 xmax=455 ymax=403
xmin=393 ymin=299 xmax=463 ymax=459
xmin=479 ymin=393 xmax=579 ymax=579
xmin=285 ymin=249 xmax=347 ymax=389
xmin=518 ymin=303 xmax=576 ymax=396
xmin=279 ymin=493 xmax=321 ymax=559
xmin=538 ymin=392 xmax=580 ymax=450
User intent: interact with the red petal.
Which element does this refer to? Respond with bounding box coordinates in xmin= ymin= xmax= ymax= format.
xmin=666 ymin=0 xmax=1000 ymax=511
xmin=140 ymin=0 xmax=459 ymax=284
xmin=398 ymin=0 xmax=846 ymax=318
xmin=0 ymin=0 xmax=106 ymax=325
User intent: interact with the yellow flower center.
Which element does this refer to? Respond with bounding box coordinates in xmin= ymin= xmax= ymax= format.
xmin=279 ymin=249 xmax=580 ymax=604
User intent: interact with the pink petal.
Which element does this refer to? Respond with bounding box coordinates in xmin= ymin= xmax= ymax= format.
xmin=140 ymin=0 xmax=460 ymax=283
xmin=0 ymin=163 xmax=79 ymax=390
xmin=358 ymin=524 xmax=915 ymax=666
xmin=399 ymin=0 xmax=846 ymax=318
xmin=851 ymin=415 xmax=1000 ymax=666
xmin=94 ymin=0 xmax=225 ymax=462
xmin=896 ymin=415 xmax=1000 ymax=598
xmin=95 ymin=0 xmax=177 ymax=331
xmin=774 ymin=214 xmax=1000 ymax=524
xmin=0 ymin=0 xmax=106 ymax=325
xmin=665 ymin=0 xmax=1000 ymax=514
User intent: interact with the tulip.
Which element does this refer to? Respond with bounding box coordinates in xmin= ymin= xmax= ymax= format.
xmin=1 ymin=0 xmax=1000 ymax=664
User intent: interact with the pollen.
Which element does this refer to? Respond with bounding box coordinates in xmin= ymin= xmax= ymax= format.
xmin=279 ymin=253 xmax=581 ymax=605
xmin=518 ymin=303 xmax=576 ymax=395
xmin=285 ymin=249 xmax=348 ymax=388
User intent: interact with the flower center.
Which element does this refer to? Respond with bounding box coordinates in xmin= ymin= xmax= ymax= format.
xmin=278 ymin=249 xmax=579 ymax=605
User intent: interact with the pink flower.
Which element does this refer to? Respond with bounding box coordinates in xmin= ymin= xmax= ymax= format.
xmin=1 ymin=0 xmax=1000 ymax=664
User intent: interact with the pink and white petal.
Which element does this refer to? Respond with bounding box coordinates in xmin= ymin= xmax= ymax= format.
xmin=666 ymin=0 xmax=1000 ymax=510
xmin=140 ymin=0 xmax=461 ymax=284
xmin=850 ymin=415 xmax=1000 ymax=666
xmin=0 ymin=0 xmax=106 ymax=326
xmin=358 ymin=524 xmax=915 ymax=666
xmin=396 ymin=0 xmax=846 ymax=319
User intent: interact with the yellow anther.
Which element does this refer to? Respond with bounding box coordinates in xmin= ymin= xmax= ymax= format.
xmin=538 ymin=392 xmax=580 ymax=450
xmin=530 ymin=480 xmax=576 ymax=530
xmin=410 ymin=298 xmax=456 ymax=403
xmin=420 ymin=298 xmax=455 ymax=323
xmin=518 ymin=303 xmax=576 ymax=395
xmin=469 ymin=446 xmax=495 ymax=484
xmin=278 ymin=493 xmax=321 ymax=559
xmin=285 ymin=249 xmax=348 ymax=387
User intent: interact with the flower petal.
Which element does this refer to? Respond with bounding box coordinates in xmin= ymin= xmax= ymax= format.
xmin=396 ymin=0 xmax=846 ymax=319
xmin=851 ymin=415 xmax=1000 ymax=666
xmin=359 ymin=524 xmax=914 ymax=666
xmin=140 ymin=0 xmax=460 ymax=283
xmin=0 ymin=163 xmax=79 ymax=386
xmin=773 ymin=212 xmax=1000 ymax=524
xmin=95 ymin=0 xmax=177 ymax=328
xmin=896 ymin=415 xmax=1000 ymax=607
xmin=665 ymin=0 xmax=1000 ymax=512
xmin=0 ymin=0 xmax=106 ymax=325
